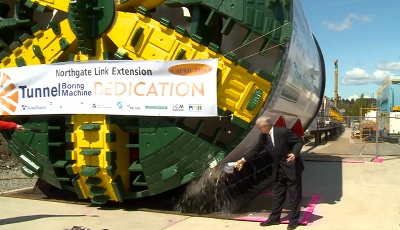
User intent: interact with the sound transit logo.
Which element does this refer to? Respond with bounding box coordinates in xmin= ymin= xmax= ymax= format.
xmin=0 ymin=72 xmax=19 ymax=115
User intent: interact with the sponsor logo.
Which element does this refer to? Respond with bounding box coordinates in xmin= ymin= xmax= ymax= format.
xmin=127 ymin=104 xmax=141 ymax=110
xmin=168 ymin=63 xmax=213 ymax=76
xmin=145 ymin=106 xmax=168 ymax=109
xmin=0 ymin=72 xmax=19 ymax=115
xmin=172 ymin=104 xmax=184 ymax=111
xmin=188 ymin=104 xmax=202 ymax=112
xmin=92 ymin=103 xmax=111 ymax=109
xmin=117 ymin=102 xmax=123 ymax=109
xmin=22 ymin=105 xmax=47 ymax=110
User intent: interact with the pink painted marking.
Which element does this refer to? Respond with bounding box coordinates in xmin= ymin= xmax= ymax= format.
xmin=299 ymin=194 xmax=320 ymax=225
xmin=344 ymin=160 xmax=365 ymax=163
xmin=234 ymin=216 xmax=267 ymax=222
xmin=372 ymin=157 xmax=383 ymax=162
xmin=234 ymin=194 xmax=320 ymax=225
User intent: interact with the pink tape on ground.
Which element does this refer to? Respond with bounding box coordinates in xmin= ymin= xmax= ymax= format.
xmin=298 ymin=194 xmax=320 ymax=224
xmin=233 ymin=216 xmax=267 ymax=222
xmin=234 ymin=194 xmax=320 ymax=225
xmin=372 ymin=157 xmax=383 ymax=162
xmin=344 ymin=160 xmax=365 ymax=163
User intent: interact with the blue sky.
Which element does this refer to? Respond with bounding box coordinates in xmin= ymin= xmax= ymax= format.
xmin=301 ymin=0 xmax=400 ymax=100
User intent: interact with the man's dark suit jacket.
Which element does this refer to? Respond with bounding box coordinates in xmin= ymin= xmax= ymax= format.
xmin=244 ymin=126 xmax=304 ymax=181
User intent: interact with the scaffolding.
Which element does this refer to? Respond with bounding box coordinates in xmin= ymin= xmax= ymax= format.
xmin=359 ymin=108 xmax=378 ymax=141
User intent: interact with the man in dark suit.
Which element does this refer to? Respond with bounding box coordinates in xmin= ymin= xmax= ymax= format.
xmin=236 ymin=115 xmax=304 ymax=230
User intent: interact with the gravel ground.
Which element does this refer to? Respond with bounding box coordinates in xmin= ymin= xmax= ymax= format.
xmin=0 ymin=135 xmax=37 ymax=193
xmin=0 ymin=167 xmax=37 ymax=193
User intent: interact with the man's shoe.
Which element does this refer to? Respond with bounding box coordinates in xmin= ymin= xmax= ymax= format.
xmin=287 ymin=223 xmax=298 ymax=230
xmin=259 ymin=220 xmax=279 ymax=226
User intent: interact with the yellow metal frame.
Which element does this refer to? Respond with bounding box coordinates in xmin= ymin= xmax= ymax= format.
xmin=68 ymin=115 xmax=130 ymax=201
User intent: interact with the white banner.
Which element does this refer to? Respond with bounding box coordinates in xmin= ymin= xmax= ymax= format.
xmin=0 ymin=59 xmax=218 ymax=116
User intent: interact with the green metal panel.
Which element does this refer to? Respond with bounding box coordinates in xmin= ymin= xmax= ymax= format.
xmin=91 ymin=195 xmax=110 ymax=204
xmin=86 ymin=177 xmax=102 ymax=186
xmin=41 ymin=167 xmax=62 ymax=188
xmin=144 ymin=173 xmax=161 ymax=184
xmin=165 ymin=0 xmax=290 ymax=45
xmin=138 ymin=134 xmax=162 ymax=159
xmin=68 ymin=0 xmax=115 ymax=55
xmin=29 ymin=134 xmax=48 ymax=156
xmin=111 ymin=176 xmax=126 ymax=202
xmin=80 ymin=148 xmax=101 ymax=156
xmin=81 ymin=166 xmax=100 ymax=176
xmin=137 ymin=118 xmax=225 ymax=196
xmin=89 ymin=186 xmax=107 ymax=196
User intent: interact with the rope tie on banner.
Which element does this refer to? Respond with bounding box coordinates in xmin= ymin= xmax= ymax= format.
xmin=223 ymin=22 xmax=290 ymax=62
xmin=237 ymin=42 xmax=287 ymax=61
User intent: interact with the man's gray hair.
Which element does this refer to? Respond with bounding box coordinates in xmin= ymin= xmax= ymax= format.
xmin=255 ymin=115 xmax=273 ymax=127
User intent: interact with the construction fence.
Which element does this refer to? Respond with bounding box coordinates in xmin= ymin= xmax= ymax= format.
xmin=342 ymin=115 xmax=400 ymax=144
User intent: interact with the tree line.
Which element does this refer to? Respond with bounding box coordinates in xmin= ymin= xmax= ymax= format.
xmin=332 ymin=94 xmax=377 ymax=116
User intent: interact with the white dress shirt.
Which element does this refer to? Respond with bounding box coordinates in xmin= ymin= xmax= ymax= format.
xmin=269 ymin=127 xmax=275 ymax=146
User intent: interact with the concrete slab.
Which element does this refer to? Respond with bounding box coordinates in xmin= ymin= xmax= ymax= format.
xmin=302 ymin=128 xmax=400 ymax=160
xmin=0 ymin=127 xmax=399 ymax=230
xmin=2 ymin=156 xmax=399 ymax=230
xmin=0 ymin=196 xmax=191 ymax=230
xmin=232 ymin=192 xmax=318 ymax=225
xmin=302 ymin=156 xmax=400 ymax=230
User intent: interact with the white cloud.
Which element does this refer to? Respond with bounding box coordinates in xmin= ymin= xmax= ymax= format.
xmin=341 ymin=68 xmax=370 ymax=85
xmin=371 ymin=70 xmax=392 ymax=83
xmin=340 ymin=68 xmax=391 ymax=85
xmin=347 ymin=95 xmax=360 ymax=100
xmin=323 ymin=13 xmax=372 ymax=31
xmin=347 ymin=94 xmax=373 ymax=100
xmin=376 ymin=62 xmax=400 ymax=71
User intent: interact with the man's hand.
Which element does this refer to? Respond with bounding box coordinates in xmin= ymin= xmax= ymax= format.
xmin=15 ymin=125 xmax=25 ymax=131
xmin=286 ymin=153 xmax=296 ymax=162
xmin=236 ymin=158 xmax=245 ymax=171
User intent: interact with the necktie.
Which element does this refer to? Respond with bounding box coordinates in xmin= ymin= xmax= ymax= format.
xmin=267 ymin=134 xmax=274 ymax=148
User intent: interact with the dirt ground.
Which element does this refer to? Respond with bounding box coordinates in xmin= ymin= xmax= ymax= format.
xmin=0 ymin=134 xmax=21 ymax=170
